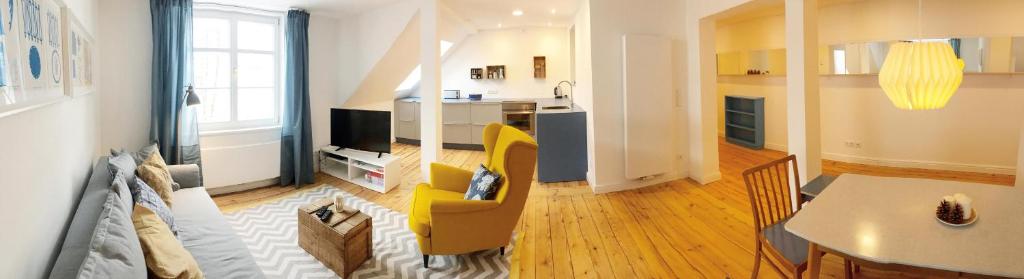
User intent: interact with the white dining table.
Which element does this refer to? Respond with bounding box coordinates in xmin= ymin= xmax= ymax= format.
xmin=785 ymin=174 xmax=1024 ymax=278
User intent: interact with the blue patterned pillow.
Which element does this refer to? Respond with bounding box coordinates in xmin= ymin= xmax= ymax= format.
xmin=464 ymin=164 xmax=502 ymax=200
xmin=129 ymin=177 xmax=178 ymax=235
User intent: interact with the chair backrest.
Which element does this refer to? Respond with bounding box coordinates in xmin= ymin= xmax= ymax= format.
xmin=742 ymin=155 xmax=802 ymax=233
xmin=481 ymin=123 xmax=537 ymax=205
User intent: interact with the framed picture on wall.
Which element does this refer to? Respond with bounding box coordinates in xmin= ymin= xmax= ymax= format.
xmin=0 ymin=0 xmax=66 ymax=117
xmin=62 ymin=7 xmax=92 ymax=97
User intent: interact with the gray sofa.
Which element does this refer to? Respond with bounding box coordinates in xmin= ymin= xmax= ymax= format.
xmin=48 ymin=157 xmax=263 ymax=278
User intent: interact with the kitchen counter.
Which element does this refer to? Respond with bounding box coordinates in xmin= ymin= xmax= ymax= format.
xmin=397 ymin=97 xmax=585 ymax=113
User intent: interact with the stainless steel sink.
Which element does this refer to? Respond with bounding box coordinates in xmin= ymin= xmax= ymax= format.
xmin=542 ymin=106 xmax=570 ymax=110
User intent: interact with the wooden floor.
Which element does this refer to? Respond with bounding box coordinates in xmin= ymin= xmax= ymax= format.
xmin=213 ymin=140 xmax=1015 ymax=279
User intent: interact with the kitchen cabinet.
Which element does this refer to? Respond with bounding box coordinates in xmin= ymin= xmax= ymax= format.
xmin=395 ymin=100 xmax=420 ymax=140
xmin=442 ymin=103 xmax=473 ymax=144
xmin=470 ymin=103 xmax=502 ymax=145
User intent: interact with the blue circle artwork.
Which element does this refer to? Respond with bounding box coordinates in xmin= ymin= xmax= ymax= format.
xmin=51 ymin=50 xmax=61 ymax=83
xmin=29 ymin=46 xmax=41 ymax=79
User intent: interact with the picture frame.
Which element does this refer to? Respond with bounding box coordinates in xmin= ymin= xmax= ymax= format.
xmin=62 ymin=6 xmax=93 ymax=97
xmin=0 ymin=0 xmax=67 ymax=117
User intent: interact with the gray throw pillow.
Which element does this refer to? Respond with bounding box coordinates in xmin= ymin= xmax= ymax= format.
xmin=75 ymin=172 xmax=147 ymax=278
xmin=130 ymin=177 xmax=179 ymax=235
xmin=107 ymin=152 xmax=138 ymax=188
xmin=464 ymin=164 xmax=502 ymax=200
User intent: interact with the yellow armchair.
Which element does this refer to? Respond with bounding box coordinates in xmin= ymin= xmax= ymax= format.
xmin=408 ymin=123 xmax=538 ymax=268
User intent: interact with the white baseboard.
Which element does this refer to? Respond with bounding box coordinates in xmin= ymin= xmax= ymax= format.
xmin=206 ymin=177 xmax=281 ymax=196
xmin=822 ymin=152 xmax=1016 ymax=175
xmin=591 ymin=172 xmax=684 ymax=194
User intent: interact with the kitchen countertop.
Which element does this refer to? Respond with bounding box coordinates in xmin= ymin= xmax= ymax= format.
xmin=398 ymin=97 xmax=585 ymax=114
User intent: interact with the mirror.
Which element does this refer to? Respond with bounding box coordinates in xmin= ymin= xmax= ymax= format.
xmin=824 ymin=37 xmax=1024 ymax=75
xmin=718 ymin=37 xmax=1024 ymax=75
xmin=716 ymin=48 xmax=786 ymax=76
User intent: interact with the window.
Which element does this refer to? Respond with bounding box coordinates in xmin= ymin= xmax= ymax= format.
xmin=193 ymin=9 xmax=281 ymax=131
xmin=395 ymin=41 xmax=454 ymax=92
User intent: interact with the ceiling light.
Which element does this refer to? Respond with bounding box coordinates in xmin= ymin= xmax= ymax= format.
xmin=497 ymin=23 xmax=503 ymax=28
xmin=547 ymin=22 xmax=552 ymax=27
xmin=877 ymin=0 xmax=963 ymax=110
xmin=512 ymin=9 xmax=523 ymax=16
xmin=550 ymin=9 xmax=557 ymax=14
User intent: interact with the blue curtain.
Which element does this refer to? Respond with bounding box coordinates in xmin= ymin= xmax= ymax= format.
xmin=949 ymin=38 xmax=962 ymax=59
xmin=150 ymin=0 xmax=200 ymax=166
xmin=281 ymin=10 xmax=314 ymax=186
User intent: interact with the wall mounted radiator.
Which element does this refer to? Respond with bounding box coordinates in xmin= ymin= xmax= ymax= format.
xmin=622 ymin=34 xmax=673 ymax=179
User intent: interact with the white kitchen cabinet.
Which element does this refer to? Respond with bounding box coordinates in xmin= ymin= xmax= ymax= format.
xmin=395 ymin=100 xmax=420 ymax=140
xmin=470 ymin=103 xmax=502 ymax=125
xmin=443 ymin=124 xmax=472 ymax=144
xmin=442 ymin=103 xmax=471 ymax=124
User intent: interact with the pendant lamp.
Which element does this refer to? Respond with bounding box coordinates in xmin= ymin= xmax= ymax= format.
xmin=877 ymin=0 xmax=964 ymax=110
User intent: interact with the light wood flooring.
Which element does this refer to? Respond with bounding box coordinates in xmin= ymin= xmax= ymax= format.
xmin=213 ymin=140 xmax=1015 ymax=279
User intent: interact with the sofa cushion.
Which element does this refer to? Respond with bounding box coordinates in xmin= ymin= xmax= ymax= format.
xmin=107 ymin=152 xmax=138 ymax=188
xmin=173 ymin=188 xmax=264 ymax=278
xmin=51 ymin=169 xmax=147 ymax=279
xmin=137 ymin=152 xmax=176 ymax=206
xmin=130 ymin=177 xmax=178 ymax=235
xmin=50 ymin=158 xmax=144 ymax=278
xmin=133 ymin=205 xmax=204 ymax=279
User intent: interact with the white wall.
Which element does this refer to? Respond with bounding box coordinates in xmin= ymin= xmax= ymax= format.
xmin=0 ymin=0 xmax=101 ymax=277
xmin=429 ymin=27 xmax=570 ymax=99
xmin=98 ymin=1 xmax=340 ymax=190
xmin=580 ymin=0 xmax=689 ymax=193
xmin=713 ymin=0 xmax=1024 ymax=175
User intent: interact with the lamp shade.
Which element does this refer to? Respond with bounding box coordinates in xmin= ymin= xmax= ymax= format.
xmin=878 ymin=42 xmax=964 ymax=110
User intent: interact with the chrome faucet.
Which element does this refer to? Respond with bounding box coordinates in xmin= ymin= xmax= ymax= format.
xmin=555 ymin=80 xmax=574 ymax=105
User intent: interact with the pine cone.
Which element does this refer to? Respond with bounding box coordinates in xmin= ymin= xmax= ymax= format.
xmin=936 ymin=201 xmax=951 ymax=220
xmin=950 ymin=204 xmax=965 ymax=224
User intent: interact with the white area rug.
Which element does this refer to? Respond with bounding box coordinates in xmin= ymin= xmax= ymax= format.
xmin=224 ymin=185 xmax=513 ymax=278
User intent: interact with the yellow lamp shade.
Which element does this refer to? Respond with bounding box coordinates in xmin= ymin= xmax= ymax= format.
xmin=878 ymin=42 xmax=964 ymax=110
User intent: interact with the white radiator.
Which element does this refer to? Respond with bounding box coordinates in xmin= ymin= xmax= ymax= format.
xmin=622 ymin=34 xmax=673 ymax=179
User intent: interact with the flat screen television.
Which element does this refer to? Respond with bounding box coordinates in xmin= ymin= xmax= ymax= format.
xmin=331 ymin=109 xmax=391 ymax=154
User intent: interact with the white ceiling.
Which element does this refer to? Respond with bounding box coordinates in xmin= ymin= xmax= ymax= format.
xmin=443 ymin=0 xmax=579 ymax=29
xmin=195 ymin=0 xmax=405 ymax=16
xmin=197 ymin=0 xmax=579 ymax=29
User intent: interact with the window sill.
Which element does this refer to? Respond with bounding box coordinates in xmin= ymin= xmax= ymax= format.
xmin=200 ymin=125 xmax=281 ymax=137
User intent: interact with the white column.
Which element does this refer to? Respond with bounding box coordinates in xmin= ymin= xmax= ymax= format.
xmin=785 ymin=0 xmax=822 ymax=187
xmin=685 ymin=17 xmax=721 ymax=184
xmin=419 ymin=0 xmax=442 ymax=180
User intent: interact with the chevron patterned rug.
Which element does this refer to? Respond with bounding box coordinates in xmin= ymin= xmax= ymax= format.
xmin=224 ymin=185 xmax=513 ymax=279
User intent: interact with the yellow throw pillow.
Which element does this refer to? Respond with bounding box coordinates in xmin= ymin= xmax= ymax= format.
xmin=138 ymin=153 xmax=175 ymax=207
xmin=132 ymin=205 xmax=204 ymax=279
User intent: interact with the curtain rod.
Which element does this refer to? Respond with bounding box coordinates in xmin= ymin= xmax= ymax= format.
xmin=194 ymin=2 xmax=302 ymax=14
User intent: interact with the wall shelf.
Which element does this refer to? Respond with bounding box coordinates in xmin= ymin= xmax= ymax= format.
xmin=470 ymin=68 xmax=483 ymax=79
xmin=724 ymin=95 xmax=764 ymax=150
xmin=533 ymin=56 xmax=546 ymax=78
xmin=486 ymin=65 xmax=506 ymax=80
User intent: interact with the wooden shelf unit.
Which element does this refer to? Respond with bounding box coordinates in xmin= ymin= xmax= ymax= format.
xmin=533 ymin=56 xmax=546 ymax=78
xmin=470 ymin=68 xmax=483 ymax=79
xmin=486 ymin=65 xmax=506 ymax=79
xmin=319 ymin=147 xmax=401 ymax=193
xmin=724 ymin=95 xmax=765 ymax=150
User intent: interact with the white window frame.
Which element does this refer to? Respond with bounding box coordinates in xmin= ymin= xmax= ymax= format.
xmin=193 ymin=8 xmax=283 ymax=132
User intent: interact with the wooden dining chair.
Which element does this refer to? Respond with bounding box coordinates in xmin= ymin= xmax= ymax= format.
xmin=743 ymin=155 xmax=853 ymax=279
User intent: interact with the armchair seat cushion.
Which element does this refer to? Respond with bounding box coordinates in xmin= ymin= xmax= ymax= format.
xmin=409 ymin=184 xmax=465 ymax=237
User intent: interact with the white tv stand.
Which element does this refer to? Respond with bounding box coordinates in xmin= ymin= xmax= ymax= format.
xmin=318 ymin=146 xmax=401 ymax=193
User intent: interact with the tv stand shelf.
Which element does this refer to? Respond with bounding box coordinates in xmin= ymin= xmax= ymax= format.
xmin=319 ymin=146 xmax=400 ymax=193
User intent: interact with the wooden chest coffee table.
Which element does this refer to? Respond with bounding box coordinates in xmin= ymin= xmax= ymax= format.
xmin=298 ymin=198 xmax=372 ymax=278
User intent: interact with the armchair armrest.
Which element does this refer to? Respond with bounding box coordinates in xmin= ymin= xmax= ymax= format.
xmin=430 ymin=163 xmax=474 ymax=193
xmin=168 ymin=164 xmax=202 ymax=190
xmin=431 ymin=199 xmax=499 ymax=213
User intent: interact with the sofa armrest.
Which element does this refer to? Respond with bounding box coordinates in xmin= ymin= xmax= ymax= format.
xmin=430 ymin=163 xmax=474 ymax=193
xmin=168 ymin=164 xmax=202 ymax=189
